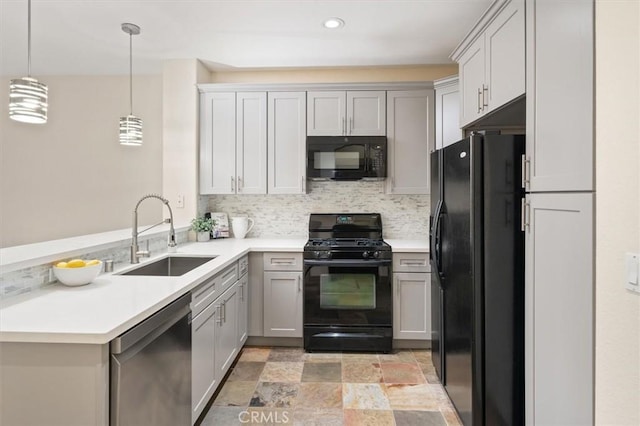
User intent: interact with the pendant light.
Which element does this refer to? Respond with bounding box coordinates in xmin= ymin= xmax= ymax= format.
xmin=119 ymin=23 xmax=142 ymax=146
xmin=9 ymin=0 xmax=48 ymax=124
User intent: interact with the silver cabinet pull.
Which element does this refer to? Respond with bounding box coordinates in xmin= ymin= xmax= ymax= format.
xmin=349 ymin=116 xmax=354 ymax=135
xmin=298 ymin=276 xmax=301 ymax=292
xmin=231 ymin=176 xmax=235 ymax=192
xmin=216 ymin=305 xmax=223 ymax=325
xmin=240 ymin=283 xmax=244 ymax=301
xmin=395 ymin=277 xmax=399 ymax=295
xmin=521 ymin=198 xmax=531 ymax=233
xmin=222 ymin=301 xmax=227 ymax=323
xmin=482 ymin=84 xmax=489 ymax=110
xmin=477 ymin=88 xmax=482 ymax=113
xmin=521 ymin=155 xmax=531 ymax=190
xmin=301 ymin=176 xmax=305 ymax=193
xmin=342 ymin=117 xmax=346 ymax=135
xmin=238 ymin=176 xmax=242 ymax=192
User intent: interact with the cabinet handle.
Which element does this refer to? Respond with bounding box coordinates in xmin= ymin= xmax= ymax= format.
xmin=301 ymin=176 xmax=305 ymax=193
xmin=521 ymin=198 xmax=531 ymax=233
xmin=395 ymin=277 xmax=399 ymax=295
xmin=349 ymin=117 xmax=354 ymax=135
xmin=342 ymin=117 xmax=346 ymax=135
xmin=223 ymin=301 xmax=227 ymax=323
xmin=298 ymin=276 xmax=301 ymax=292
xmin=402 ymin=261 xmax=425 ymax=266
xmin=477 ymin=88 xmax=482 ymax=113
xmin=216 ymin=305 xmax=223 ymax=325
xmin=231 ymin=176 xmax=235 ymax=192
xmin=482 ymin=85 xmax=489 ymax=110
xmin=240 ymin=283 xmax=244 ymax=301
xmin=521 ymin=155 xmax=531 ymax=190
xmin=238 ymin=176 xmax=242 ymax=192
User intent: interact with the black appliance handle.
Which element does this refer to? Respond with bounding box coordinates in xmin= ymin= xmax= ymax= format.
xmin=303 ymin=259 xmax=392 ymax=267
xmin=432 ymin=200 xmax=444 ymax=280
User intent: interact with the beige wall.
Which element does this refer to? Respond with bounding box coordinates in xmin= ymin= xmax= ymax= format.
xmin=0 ymin=75 xmax=163 ymax=247
xmin=210 ymin=64 xmax=457 ymax=83
xmin=595 ymin=1 xmax=640 ymax=424
xmin=162 ymin=59 xmax=210 ymax=227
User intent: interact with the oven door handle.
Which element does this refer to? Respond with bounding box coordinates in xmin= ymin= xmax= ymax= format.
xmin=303 ymin=259 xmax=392 ymax=267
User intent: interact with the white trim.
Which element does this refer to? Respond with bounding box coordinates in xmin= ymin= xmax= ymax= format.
xmin=198 ymin=81 xmax=434 ymax=93
xmin=450 ymin=0 xmax=511 ymax=61
xmin=433 ymin=74 xmax=459 ymax=90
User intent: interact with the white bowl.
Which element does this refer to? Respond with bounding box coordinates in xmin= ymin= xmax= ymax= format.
xmin=53 ymin=262 xmax=102 ymax=286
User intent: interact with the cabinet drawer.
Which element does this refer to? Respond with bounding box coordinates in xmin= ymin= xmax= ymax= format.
xmin=393 ymin=253 xmax=430 ymax=273
xmin=191 ymin=276 xmax=218 ymax=317
xmin=218 ymin=263 xmax=239 ymax=294
xmin=238 ymin=255 xmax=249 ymax=277
xmin=263 ymin=252 xmax=303 ymax=271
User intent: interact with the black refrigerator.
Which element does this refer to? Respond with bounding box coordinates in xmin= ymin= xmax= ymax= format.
xmin=429 ymin=133 xmax=525 ymax=426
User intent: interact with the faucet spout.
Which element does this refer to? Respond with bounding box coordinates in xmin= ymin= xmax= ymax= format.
xmin=131 ymin=194 xmax=177 ymax=264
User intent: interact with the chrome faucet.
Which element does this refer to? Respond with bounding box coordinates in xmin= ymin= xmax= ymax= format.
xmin=131 ymin=194 xmax=177 ymax=264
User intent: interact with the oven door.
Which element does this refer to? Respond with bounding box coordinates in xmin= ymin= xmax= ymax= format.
xmin=303 ymin=259 xmax=392 ymax=327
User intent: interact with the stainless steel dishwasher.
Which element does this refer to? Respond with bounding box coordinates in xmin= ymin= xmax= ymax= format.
xmin=110 ymin=293 xmax=191 ymax=426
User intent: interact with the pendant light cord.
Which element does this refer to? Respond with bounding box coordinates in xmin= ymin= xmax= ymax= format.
xmin=129 ymin=31 xmax=133 ymax=115
xmin=27 ymin=0 xmax=31 ymax=77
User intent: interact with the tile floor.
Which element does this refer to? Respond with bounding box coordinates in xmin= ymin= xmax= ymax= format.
xmin=199 ymin=347 xmax=462 ymax=426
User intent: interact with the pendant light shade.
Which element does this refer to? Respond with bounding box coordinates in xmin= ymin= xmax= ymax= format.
xmin=119 ymin=23 xmax=142 ymax=146
xmin=9 ymin=0 xmax=48 ymax=124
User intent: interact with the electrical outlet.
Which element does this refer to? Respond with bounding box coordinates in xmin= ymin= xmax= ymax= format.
xmin=176 ymin=194 xmax=184 ymax=208
xmin=626 ymin=253 xmax=640 ymax=294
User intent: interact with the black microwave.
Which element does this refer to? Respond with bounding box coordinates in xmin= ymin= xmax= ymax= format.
xmin=306 ymin=136 xmax=387 ymax=181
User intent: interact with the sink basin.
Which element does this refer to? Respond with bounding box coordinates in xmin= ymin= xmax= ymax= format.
xmin=119 ymin=256 xmax=217 ymax=277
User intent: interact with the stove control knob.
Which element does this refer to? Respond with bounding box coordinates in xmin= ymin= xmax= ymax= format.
xmin=313 ymin=251 xmax=321 ymax=259
xmin=362 ymin=251 xmax=370 ymax=259
xmin=373 ymin=251 xmax=380 ymax=259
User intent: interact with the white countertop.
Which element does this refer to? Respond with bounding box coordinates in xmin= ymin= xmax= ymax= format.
xmin=0 ymin=237 xmax=427 ymax=345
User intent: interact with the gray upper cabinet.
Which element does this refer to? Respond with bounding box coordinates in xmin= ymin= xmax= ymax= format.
xmin=307 ymin=90 xmax=386 ymax=136
xmin=452 ymin=0 xmax=525 ymax=128
xmin=199 ymin=92 xmax=267 ymax=195
xmin=386 ymin=89 xmax=434 ymax=194
xmin=434 ymin=76 xmax=462 ymax=151
xmin=525 ymin=0 xmax=594 ymax=192
xmin=268 ymin=92 xmax=307 ymax=194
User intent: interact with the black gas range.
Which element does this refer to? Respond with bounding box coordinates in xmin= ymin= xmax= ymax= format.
xmin=303 ymin=213 xmax=393 ymax=353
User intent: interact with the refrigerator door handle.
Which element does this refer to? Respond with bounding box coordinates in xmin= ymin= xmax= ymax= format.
xmin=432 ymin=200 xmax=444 ymax=280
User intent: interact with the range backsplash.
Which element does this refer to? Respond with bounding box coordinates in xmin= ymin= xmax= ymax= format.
xmin=201 ymin=180 xmax=429 ymax=239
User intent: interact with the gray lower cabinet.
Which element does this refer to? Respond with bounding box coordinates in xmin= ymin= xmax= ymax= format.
xmin=191 ymin=298 xmax=219 ymax=423
xmin=263 ymin=252 xmax=304 ymax=338
xmin=215 ymin=283 xmax=239 ymax=377
xmin=237 ymin=273 xmax=249 ymax=346
xmin=525 ymin=193 xmax=594 ymax=425
xmin=393 ymin=252 xmax=431 ymax=340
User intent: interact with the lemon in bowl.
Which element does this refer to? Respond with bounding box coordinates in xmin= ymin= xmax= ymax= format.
xmin=53 ymin=259 xmax=102 ymax=286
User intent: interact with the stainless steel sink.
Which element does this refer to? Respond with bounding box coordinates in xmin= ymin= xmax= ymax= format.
xmin=119 ymin=256 xmax=217 ymax=276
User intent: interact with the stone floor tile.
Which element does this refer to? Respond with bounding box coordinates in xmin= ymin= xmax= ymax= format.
xmin=393 ymin=410 xmax=447 ymax=426
xmin=342 ymin=361 xmax=384 ymax=383
xmin=259 ymin=362 xmax=304 ymax=382
xmin=250 ymin=382 xmax=300 ymax=408
xmin=293 ymin=408 xmax=344 ymax=426
xmin=301 ymin=362 xmax=342 ymax=382
xmin=213 ymin=381 xmax=257 ymax=406
xmin=378 ymin=350 xmax=417 ymax=363
xmin=342 ymin=383 xmax=391 ymax=410
xmin=342 ymin=352 xmax=380 ymax=363
xmin=239 ymin=346 xmax=271 ymax=362
xmin=296 ymin=382 xmax=343 ymax=408
xmin=440 ymin=408 xmax=463 ymax=426
xmin=244 ymin=407 xmax=294 ymax=425
xmin=343 ymin=409 xmax=397 ymax=426
xmin=303 ymin=352 xmax=343 ymax=362
xmin=227 ymin=362 xmax=266 ymax=382
xmin=384 ymin=383 xmax=440 ymax=411
xmin=381 ymin=362 xmax=427 ymax=384
xmin=267 ymin=347 xmax=306 ymax=362
xmin=199 ymin=406 xmax=245 ymax=426
xmin=412 ymin=349 xmax=432 ymax=364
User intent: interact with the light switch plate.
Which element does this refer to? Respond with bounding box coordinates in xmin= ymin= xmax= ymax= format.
xmin=625 ymin=253 xmax=640 ymax=294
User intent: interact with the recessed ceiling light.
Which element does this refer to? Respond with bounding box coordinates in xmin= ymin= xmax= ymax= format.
xmin=323 ymin=18 xmax=345 ymax=29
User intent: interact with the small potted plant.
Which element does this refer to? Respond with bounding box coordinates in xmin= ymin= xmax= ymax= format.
xmin=191 ymin=216 xmax=215 ymax=242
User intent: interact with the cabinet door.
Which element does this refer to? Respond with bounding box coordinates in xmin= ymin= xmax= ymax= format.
xmin=526 ymin=0 xmax=593 ymax=192
xmin=200 ymin=92 xmax=236 ymax=194
xmin=263 ymin=271 xmax=303 ymax=337
xmin=307 ymin=91 xmax=345 ymax=136
xmin=268 ymin=92 xmax=307 ymax=194
xmin=393 ymin=272 xmax=431 ymax=340
xmin=525 ymin=193 xmax=593 ymax=426
xmin=485 ymin=0 xmax=525 ymax=112
xmin=346 ymin=91 xmax=386 ymax=136
xmin=386 ymin=90 xmax=433 ymax=194
xmin=237 ymin=274 xmax=249 ymax=346
xmin=458 ymin=36 xmax=486 ymax=127
xmin=434 ymin=79 xmax=461 ymax=150
xmin=215 ymin=284 xmax=239 ymax=379
xmin=192 ymin=301 xmax=218 ymax=424
xmin=236 ymin=92 xmax=267 ymax=194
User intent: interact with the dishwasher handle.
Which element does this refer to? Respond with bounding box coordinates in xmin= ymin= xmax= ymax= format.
xmin=111 ymin=292 xmax=191 ymax=355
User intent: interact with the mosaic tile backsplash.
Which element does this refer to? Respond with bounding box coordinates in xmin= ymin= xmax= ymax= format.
xmin=202 ymin=180 xmax=430 ymax=239
xmin=0 ymin=230 xmax=189 ymax=299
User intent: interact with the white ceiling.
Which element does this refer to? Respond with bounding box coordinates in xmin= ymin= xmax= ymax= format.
xmin=0 ymin=0 xmax=491 ymax=76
